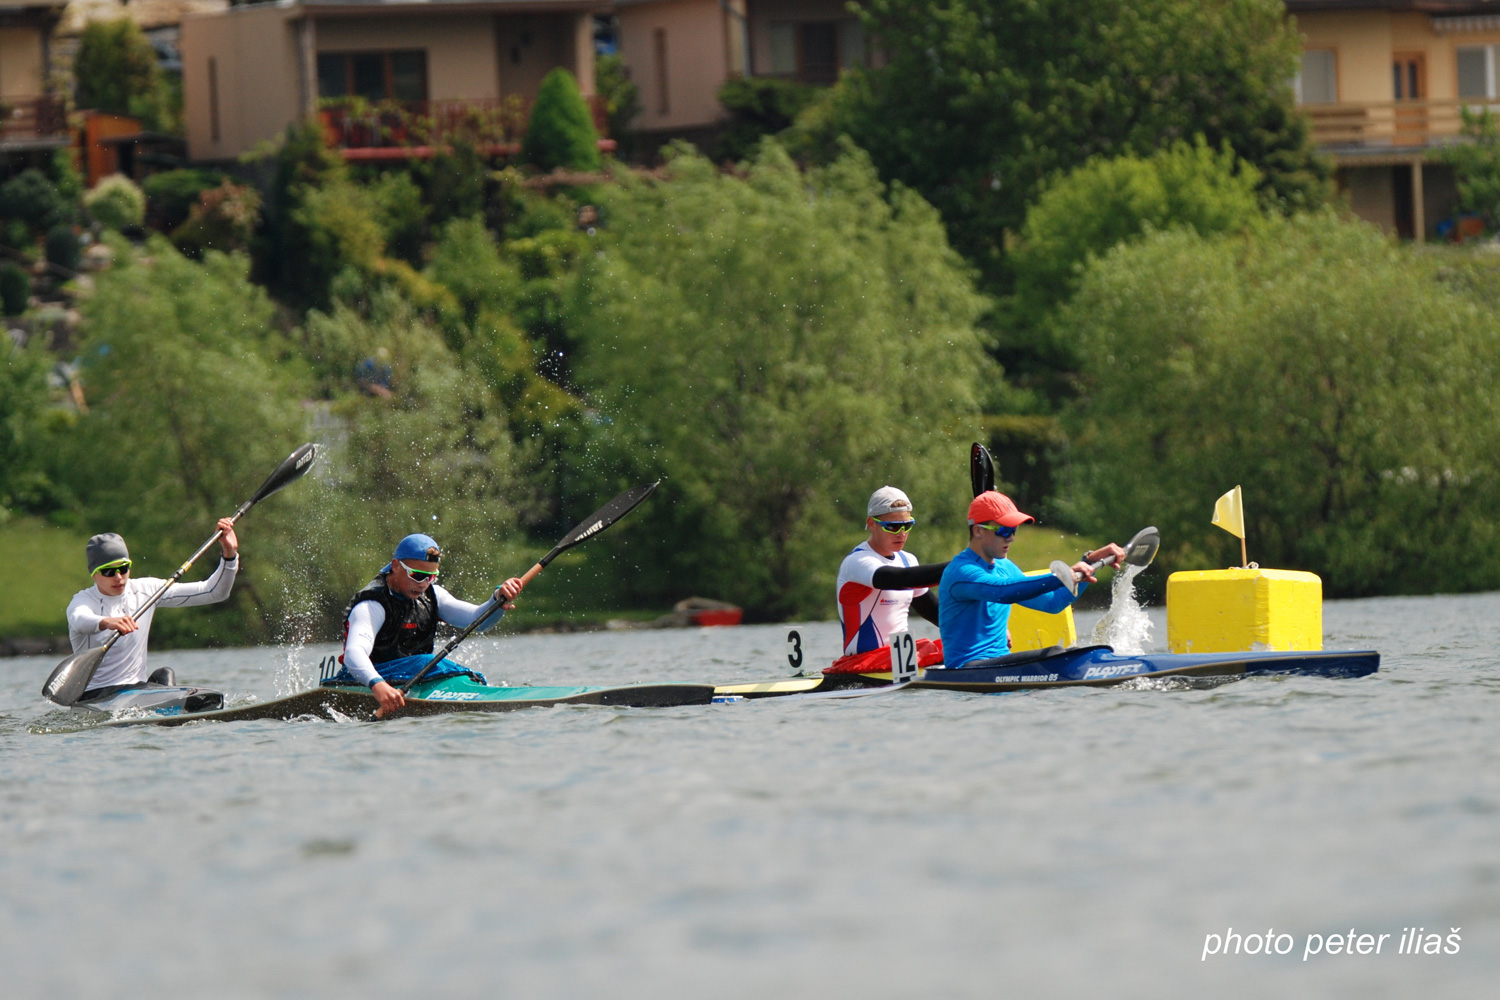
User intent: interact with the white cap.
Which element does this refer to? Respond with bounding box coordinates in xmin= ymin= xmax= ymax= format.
xmin=867 ymin=486 xmax=913 ymax=517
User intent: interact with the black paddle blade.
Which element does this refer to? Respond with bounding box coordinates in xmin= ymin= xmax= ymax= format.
xmin=1122 ymin=526 xmax=1161 ymax=569
xmin=42 ymin=645 xmax=107 ymax=706
xmin=248 ymin=443 xmax=318 ymax=505
xmin=543 ymin=481 xmax=660 ymax=565
xmin=970 ymin=443 xmax=995 ymax=497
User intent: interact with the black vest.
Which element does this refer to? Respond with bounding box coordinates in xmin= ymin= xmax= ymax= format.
xmin=343 ymin=574 xmax=439 ymax=664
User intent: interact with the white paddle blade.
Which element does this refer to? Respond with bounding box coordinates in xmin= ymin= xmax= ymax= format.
xmin=42 ymin=646 xmax=106 ymax=705
xmin=1051 ymin=560 xmax=1079 ymax=597
xmin=1123 ymin=527 xmax=1161 ymax=568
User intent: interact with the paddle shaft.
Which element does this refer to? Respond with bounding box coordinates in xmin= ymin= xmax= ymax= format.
xmin=397 ymin=483 xmax=660 ymax=695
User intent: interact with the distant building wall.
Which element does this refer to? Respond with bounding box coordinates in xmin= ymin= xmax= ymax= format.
xmin=181 ymin=4 xmax=301 ymax=162
xmin=617 ymin=0 xmax=728 ymax=132
xmin=495 ymin=12 xmax=596 ymax=100
xmin=0 ymin=27 xmax=45 ymax=97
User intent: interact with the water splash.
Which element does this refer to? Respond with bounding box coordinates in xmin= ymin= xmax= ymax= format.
xmin=1090 ymin=563 xmax=1154 ymax=655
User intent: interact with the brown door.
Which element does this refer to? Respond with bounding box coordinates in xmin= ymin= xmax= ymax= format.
xmin=1391 ymin=52 xmax=1428 ymax=143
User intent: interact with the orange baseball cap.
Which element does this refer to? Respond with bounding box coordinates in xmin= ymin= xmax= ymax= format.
xmin=967 ymin=491 xmax=1035 ymax=527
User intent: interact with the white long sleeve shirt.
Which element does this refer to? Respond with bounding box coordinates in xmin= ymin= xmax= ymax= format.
xmin=66 ymin=557 xmax=239 ymax=690
xmin=342 ymin=584 xmax=499 ymax=688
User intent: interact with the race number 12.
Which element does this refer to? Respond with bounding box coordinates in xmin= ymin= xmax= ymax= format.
xmin=889 ymin=631 xmax=917 ymax=683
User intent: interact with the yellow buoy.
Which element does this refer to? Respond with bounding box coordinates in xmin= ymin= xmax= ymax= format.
xmin=1010 ymin=568 xmax=1077 ymax=650
xmin=1166 ymin=568 xmax=1322 ymax=653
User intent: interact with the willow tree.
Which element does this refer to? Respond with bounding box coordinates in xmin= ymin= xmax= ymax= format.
xmin=567 ymin=143 xmax=993 ymax=619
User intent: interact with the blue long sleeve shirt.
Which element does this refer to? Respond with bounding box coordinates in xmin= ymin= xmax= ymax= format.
xmin=938 ymin=548 xmax=1086 ymax=668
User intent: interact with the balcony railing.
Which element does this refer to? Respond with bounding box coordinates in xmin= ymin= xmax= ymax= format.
xmin=0 ymin=96 xmax=68 ymax=145
xmin=317 ymin=96 xmax=612 ymax=159
xmin=1305 ymin=98 xmax=1500 ymax=149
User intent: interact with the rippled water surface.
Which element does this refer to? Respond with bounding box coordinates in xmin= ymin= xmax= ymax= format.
xmin=3 ymin=594 xmax=1498 ymax=998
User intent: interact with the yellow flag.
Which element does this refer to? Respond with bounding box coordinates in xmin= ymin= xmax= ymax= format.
xmin=1211 ymin=486 xmax=1245 ymax=539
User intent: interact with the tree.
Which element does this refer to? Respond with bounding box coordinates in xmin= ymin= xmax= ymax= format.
xmin=1004 ymin=139 xmax=1266 ymax=383
xmin=567 ymin=142 xmax=992 ymax=618
xmin=1062 ymin=213 xmax=1500 ymax=597
xmin=815 ymin=0 xmax=1330 ymax=284
xmin=73 ymin=19 xmax=179 ymax=132
xmin=521 ymin=68 xmax=603 ymax=172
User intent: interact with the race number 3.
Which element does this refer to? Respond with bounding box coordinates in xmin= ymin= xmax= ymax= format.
xmin=786 ymin=628 xmax=804 ymax=672
xmin=889 ymin=631 xmax=917 ymax=683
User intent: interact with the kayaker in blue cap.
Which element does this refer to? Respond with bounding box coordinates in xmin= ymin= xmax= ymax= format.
xmin=65 ymin=519 xmax=240 ymax=698
xmin=341 ymin=533 xmax=524 ymax=716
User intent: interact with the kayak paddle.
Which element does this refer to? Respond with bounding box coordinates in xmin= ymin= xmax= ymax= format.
xmin=42 ymin=443 xmax=319 ymax=706
xmin=1053 ymin=526 xmax=1161 ymax=597
xmin=970 ymin=442 xmax=995 ymax=497
xmin=398 ymin=481 xmax=661 ymax=694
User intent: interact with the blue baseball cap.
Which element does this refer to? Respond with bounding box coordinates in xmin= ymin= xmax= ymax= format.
xmin=393 ymin=534 xmax=442 ymax=562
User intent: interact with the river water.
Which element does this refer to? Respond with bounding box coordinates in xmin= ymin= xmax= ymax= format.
xmin=2 ymin=593 xmax=1497 ymax=998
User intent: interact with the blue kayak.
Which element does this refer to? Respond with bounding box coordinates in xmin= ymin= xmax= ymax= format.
xmin=897 ymin=644 xmax=1378 ymax=692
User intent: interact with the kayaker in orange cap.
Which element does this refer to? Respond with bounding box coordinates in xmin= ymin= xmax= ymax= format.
xmin=937 ymin=491 xmax=1125 ymax=670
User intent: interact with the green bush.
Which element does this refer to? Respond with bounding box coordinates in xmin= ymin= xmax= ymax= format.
xmin=419 ymin=141 xmax=485 ymax=228
xmin=367 ymin=170 xmax=428 ymax=264
xmin=44 ymin=225 xmax=81 ymax=271
xmin=521 ymin=68 xmax=602 ymax=172
xmin=715 ymin=77 xmax=820 ymax=162
xmin=0 ymin=263 xmax=29 ymax=316
xmin=0 ymin=336 xmax=58 ymax=517
xmin=1063 ymin=212 xmax=1500 ymax=596
xmin=0 ymin=170 xmax=70 ymax=234
xmin=85 ymin=175 xmax=147 ymax=231
xmin=595 ymin=53 xmax=640 ymax=156
xmin=171 ymin=182 xmax=262 ymax=258
xmin=142 ymin=169 xmax=227 ymax=230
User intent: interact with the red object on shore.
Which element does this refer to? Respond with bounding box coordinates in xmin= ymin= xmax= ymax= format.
xmin=690 ymin=608 xmax=743 ymax=627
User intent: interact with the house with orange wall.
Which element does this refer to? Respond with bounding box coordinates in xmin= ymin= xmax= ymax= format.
xmin=178 ymin=0 xmax=605 ymax=163
xmin=1286 ymin=0 xmax=1500 ymax=240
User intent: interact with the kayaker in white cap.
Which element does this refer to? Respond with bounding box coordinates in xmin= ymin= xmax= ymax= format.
xmin=832 ymin=486 xmax=952 ymax=670
xmin=338 ymin=533 xmax=526 ymax=717
xmin=64 ymin=518 xmax=240 ymax=698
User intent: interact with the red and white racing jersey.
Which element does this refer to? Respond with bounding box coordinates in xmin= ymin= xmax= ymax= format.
xmin=836 ymin=542 xmax=928 ymax=656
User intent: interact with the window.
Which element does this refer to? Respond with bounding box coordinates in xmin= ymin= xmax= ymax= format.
xmin=317 ymin=51 xmax=428 ymax=102
xmin=769 ymin=23 xmax=796 ymax=76
xmin=1392 ymin=53 xmax=1424 ymax=100
xmin=1295 ymin=49 xmax=1336 ymax=104
xmin=767 ymin=20 xmax=863 ymax=84
xmin=1458 ymin=45 xmax=1496 ymax=98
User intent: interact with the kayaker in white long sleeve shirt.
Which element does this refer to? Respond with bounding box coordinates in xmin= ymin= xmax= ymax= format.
xmin=65 ymin=520 xmax=240 ymax=695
